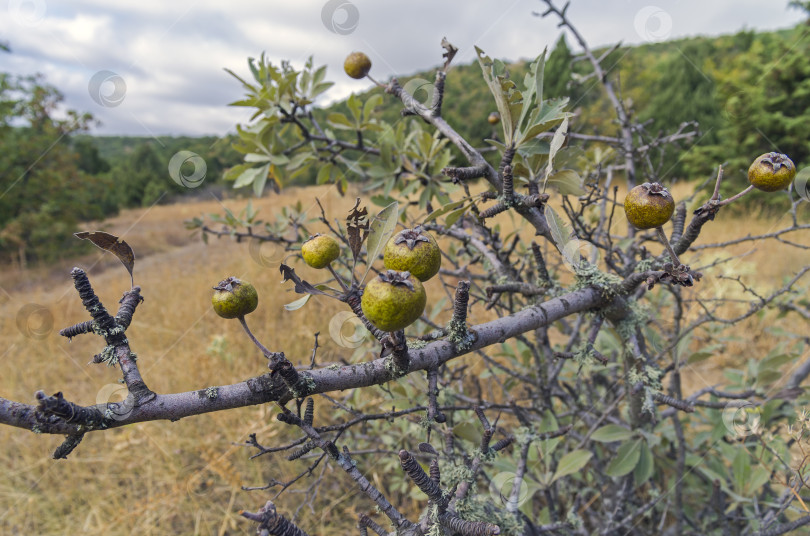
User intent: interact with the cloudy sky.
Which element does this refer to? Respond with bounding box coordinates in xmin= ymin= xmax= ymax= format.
xmin=0 ymin=0 xmax=804 ymax=137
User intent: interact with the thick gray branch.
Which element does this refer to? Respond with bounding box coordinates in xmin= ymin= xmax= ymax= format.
xmin=0 ymin=287 xmax=605 ymax=436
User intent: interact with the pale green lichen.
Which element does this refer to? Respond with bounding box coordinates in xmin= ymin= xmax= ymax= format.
xmin=634 ymin=258 xmax=655 ymax=273
xmin=205 ymin=386 xmax=219 ymax=399
xmin=327 ymin=364 xmax=341 ymax=370
xmin=407 ymin=338 xmax=428 ymax=350
xmin=439 ymin=460 xmax=474 ymax=489
xmin=97 ymin=345 xmax=118 ymax=366
xmin=572 ymin=263 xmax=623 ymax=299
xmin=384 ymin=356 xmax=408 ymax=379
xmin=513 ymin=426 xmax=535 ymax=446
xmin=446 ymin=319 xmax=474 ymax=352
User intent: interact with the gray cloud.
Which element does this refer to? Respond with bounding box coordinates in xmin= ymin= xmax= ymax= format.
xmin=0 ymin=0 xmax=803 ymax=136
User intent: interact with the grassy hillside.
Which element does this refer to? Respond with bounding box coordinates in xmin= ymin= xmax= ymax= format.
xmin=1 ymin=183 xmax=808 ymax=534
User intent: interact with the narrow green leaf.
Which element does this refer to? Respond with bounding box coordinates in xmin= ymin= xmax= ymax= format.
xmin=316 ymin=163 xmax=333 ymax=185
xmin=633 ymin=442 xmax=654 ymax=485
xmin=284 ymin=294 xmax=312 ymax=311
xmin=424 ymin=199 xmax=466 ymax=223
xmin=605 ymin=439 xmax=643 ymax=477
xmin=245 ymin=153 xmax=272 ymax=163
xmin=552 ymin=449 xmax=592 ymax=483
xmin=544 ymin=116 xmax=569 ymax=186
xmin=444 ymin=205 xmax=469 ymax=227
xmin=544 ymin=205 xmax=575 ymax=256
xmin=591 ymin=424 xmax=634 ymax=443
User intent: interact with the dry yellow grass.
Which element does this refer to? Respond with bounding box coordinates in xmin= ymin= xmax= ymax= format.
xmin=0 ymin=182 xmax=808 ymax=534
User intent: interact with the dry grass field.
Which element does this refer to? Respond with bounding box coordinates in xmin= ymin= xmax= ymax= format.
xmin=0 ymin=182 xmax=808 ymax=534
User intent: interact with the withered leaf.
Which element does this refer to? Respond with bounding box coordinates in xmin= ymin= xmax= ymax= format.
xmin=279 ymin=264 xmax=327 ymax=296
xmin=346 ymin=197 xmax=369 ymax=265
xmin=441 ymin=37 xmax=458 ymax=71
xmin=75 ymin=231 xmax=135 ymax=287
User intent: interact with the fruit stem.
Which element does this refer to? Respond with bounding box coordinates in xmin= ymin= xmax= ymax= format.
xmin=655 ymin=226 xmax=682 ymax=267
xmin=238 ymin=316 xmax=273 ymax=358
xmin=710 ymin=165 xmax=724 ymax=201
xmin=366 ymin=74 xmax=385 ymax=88
xmin=717 ymin=184 xmax=754 ymax=207
xmin=327 ymin=264 xmax=349 ymax=292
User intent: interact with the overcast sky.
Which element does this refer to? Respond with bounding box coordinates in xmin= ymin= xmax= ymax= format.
xmin=0 ymin=0 xmax=804 ymax=137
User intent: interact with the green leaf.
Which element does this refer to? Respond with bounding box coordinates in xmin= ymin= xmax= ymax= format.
xmin=253 ymin=166 xmax=269 ymax=197
xmin=546 ymin=169 xmax=586 ymax=196
xmin=552 ymin=449 xmax=592 ymax=483
xmin=544 ymin=116 xmax=569 ymax=185
xmin=327 ymin=112 xmax=355 ymax=130
xmin=233 ymin=166 xmax=266 ymax=189
xmin=347 ymin=93 xmax=362 ymax=122
xmin=605 ymin=439 xmax=643 ymax=477
xmin=361 ymin=201 xmax=399 ymax=283
xmin=284 ymin=294 xmax=312 ymax=311
xmin=591 ymin=424 xmax=634 ymax=443
xmin=453 ymin=422 xmax=482 ymax=445
xmin=424 ymin=199 xmax=466 ymax=223
xmin=444 ymin=205 xmax=469 ymax=227
xmin=544 ymin=205 xmax=575 ymax=257
xmin=517 ymin=138 xmax=550 ymax=157
xmin=732 ymin=447 xmax=750 ymax=494
xmin=634 ymin=442 xmax=654 ymax=485
xmin=244 ymin=153 xmax=271 ymax=163
xmin=363 ymin=94 xmax=383 ymax=120
xmin=316 ymin=163 xmax=333 ymax=185
xmin=688 ymin=351 xmax=714 ymax=364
